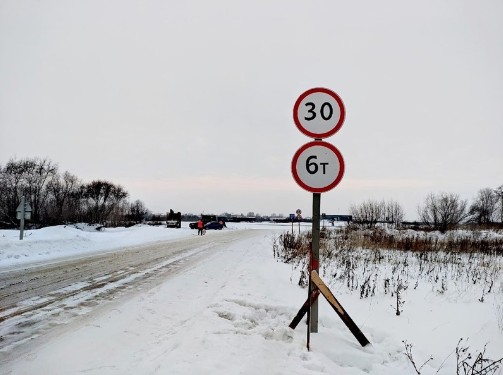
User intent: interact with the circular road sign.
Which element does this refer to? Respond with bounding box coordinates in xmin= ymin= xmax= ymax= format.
xmin=293 ymin=87 xmax=345 ymax=139
xmin=291 ymin=141 xmax=345 ymax=193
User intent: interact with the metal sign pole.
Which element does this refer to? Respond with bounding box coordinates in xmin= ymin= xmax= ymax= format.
xmin=306 ymin=253 xmax=312 ymax=350
xmin=19 ymin=196 xmax=25 ymax=240
xmin=310 ymin=192 xmax=321 ymax=332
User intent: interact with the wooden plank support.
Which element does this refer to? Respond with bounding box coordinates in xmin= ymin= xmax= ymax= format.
xmin=311 ymin=270 xmax=371 ymax=347
xmin=288 ymin=289 xmax=321 ymax=330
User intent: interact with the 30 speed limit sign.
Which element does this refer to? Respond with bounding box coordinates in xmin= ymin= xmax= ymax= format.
xmin=293 ymin=87 xmax=345 ymax=139
xmin=291 ymin=141 xmax=345 ymax=193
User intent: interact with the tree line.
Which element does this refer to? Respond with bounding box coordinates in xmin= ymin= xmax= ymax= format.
xmin=0 ymin=157 xmax=150 ymax=228
xmin=350 ymin=187 xmax=503 ymax=232
xmin=2 ymin=157 xmax=502 ymax=232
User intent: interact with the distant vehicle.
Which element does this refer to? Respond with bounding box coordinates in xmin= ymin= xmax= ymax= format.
xmin=166 ymin=209 xmax=182 ymax=228
xmin=189 ymin=214 xmax=218 ymax=229
xmin=205 ymin=221 xmax=224 ymax=230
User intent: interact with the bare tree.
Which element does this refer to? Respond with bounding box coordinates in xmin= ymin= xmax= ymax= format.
xmin=0 ymin=159 xmax=29 ymax=224
xmin=21 ymin=158 xmax=58 ymax=224
xmin=0 ymin=157 xmax=58 ymax=226
xmin=496 ymin=185 xmax=503 ymax=224
xmin=83 ymin=180 xmax=129 ymax=224
xmin=46 ymin=171 xmax=82 ymax=224
xmin=108 ymin=200 xmax=130 ymax=227
xmin=350 ymin=199 xmax=385 ymax=228
xmin=128 ymin=199 xmax=149 ymax=224
xmin=418 ymin=192 xmax=468 ymax=232
xmin=0 ymin=163 xmax=16 ymax=227
xmin=385 ymin=200 xmax=405 ymax=227
xmin=469 ymin=188 xmax=498 ymax=225
xmin=0 ymin=158 xmax=147 ymax=228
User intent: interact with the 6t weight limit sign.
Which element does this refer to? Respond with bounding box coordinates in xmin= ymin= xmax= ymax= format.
xmin=291 ymin=141 xmax=345 ymax=193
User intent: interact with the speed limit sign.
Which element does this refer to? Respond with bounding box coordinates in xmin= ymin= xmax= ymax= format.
xmin=293 ymin=87 xmax=345 ymax=139
xmin=291 ymin=141 xmax=345 ymax=193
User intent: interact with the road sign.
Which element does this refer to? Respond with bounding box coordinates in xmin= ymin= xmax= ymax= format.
xmin=16 ymin=200 xmax=32 ymax=220
xmin=293 ymin=87 xmax=345 ymax=139
xmin=291 ymin=141 xmax=345 ymax=193
xmin=291 ymin=87 xmax=346 ymax=335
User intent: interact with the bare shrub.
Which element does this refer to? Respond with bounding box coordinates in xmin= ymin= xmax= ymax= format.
xmin=350 ymin=199 xmax=385 ymax=228
xmin=403 ymin=340 xmax=433 ymax=374
xmin=393 ymin=276 xmax=408 ymax=315
xmin=403 ymin=338 xmax=502 ymax=375
xmin=456 ymin=339 xmax=503 ymax=375
xmin=418 ymin=192 xmax=469 ymax=232
xmin=273 ymin=226 xmax=503 ymax=311
xmin=349 ymin=199 xmax=404 ymax=228
xmin=339 ymin=226 xmax=503 ymax=255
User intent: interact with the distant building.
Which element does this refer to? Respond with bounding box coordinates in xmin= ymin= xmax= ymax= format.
xmin=321 ymin=214 xmax=352 ymax=223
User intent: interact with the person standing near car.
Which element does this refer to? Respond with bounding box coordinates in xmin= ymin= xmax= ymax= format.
xmin=197 ymin=218 xmax=204 ymax=235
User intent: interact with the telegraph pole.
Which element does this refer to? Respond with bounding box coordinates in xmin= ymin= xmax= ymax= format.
xmin=19 ymin=196 xmax=25 ymax=240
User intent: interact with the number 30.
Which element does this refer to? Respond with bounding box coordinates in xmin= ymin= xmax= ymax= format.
xmin=304 ymin=102 xmax=334 ymax=121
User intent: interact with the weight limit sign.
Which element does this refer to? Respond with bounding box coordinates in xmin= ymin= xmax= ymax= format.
xmin=291 ymin=141 xmax=345 ymax=193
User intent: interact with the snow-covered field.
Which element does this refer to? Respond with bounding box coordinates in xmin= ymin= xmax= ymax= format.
xmin=1 ymin=222 xmax=502 ymax=374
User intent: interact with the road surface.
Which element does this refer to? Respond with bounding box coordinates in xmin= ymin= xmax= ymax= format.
xmin=0 ymin=229 xmax=256 ymax=357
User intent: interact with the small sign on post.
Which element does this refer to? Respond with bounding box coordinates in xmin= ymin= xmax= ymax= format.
xmin=296 ymin=209 xmax=302 ymax=234
xmin=16 ymin=196 xmax=32 ymax=240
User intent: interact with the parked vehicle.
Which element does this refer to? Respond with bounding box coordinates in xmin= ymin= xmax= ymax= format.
xmin=205 ymin=221 xmax=224 ymax=230
xmin=189 ymin=214 xmax=217 ymax=229
xmin=166 ymin=209 xmax=182 ymax=228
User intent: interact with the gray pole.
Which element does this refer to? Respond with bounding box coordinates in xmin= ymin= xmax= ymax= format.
xmin=19 ymin=196 xmax=25 ymax=240
xmin=310 ymin=192 xmax=321 ymax=332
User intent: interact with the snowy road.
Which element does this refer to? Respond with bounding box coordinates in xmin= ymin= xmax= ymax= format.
xmin=0 ymin=229 xmax=256 ymax=355
xmin=3 ymin=224 xmax=502 ymax=375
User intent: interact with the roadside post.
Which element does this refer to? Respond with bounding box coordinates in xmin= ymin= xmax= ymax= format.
xmin=296 ymin=209 xmax=302 ymax=234
xmin=290 ymin=88 xmax=369 ymax=349
xmin=16 ymin=196 xmax=32 ymax=240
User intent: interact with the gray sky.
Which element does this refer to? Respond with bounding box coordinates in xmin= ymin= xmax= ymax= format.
xmin=1 ymin=0 xmax=502 ymax=220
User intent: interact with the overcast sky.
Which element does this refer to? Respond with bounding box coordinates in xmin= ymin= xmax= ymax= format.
xmin=1 ymin=0 xmax=502 ymax=220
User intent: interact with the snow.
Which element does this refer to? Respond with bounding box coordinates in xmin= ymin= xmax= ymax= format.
xmin=1 ymin=223 xmax=502 ymax=374
xmin=0 ymin=223 xmax=197 ymax=269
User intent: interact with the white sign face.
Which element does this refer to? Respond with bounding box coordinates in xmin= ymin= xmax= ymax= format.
xmin=293 ymin=88 xmax=345 ymax=139
xmin=16 ymin=202 xmax=32 ymax=212
xmin=291 ymin=141 xmax=345 ymax=193
xmin=16 ymin=212 xmax=31 ymax=220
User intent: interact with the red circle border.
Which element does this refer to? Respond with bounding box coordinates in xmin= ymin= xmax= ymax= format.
xmin=293 ymin=87 xmax=346 ymax=139
xmin=291 ymin=141 xmax=345 ymax=193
